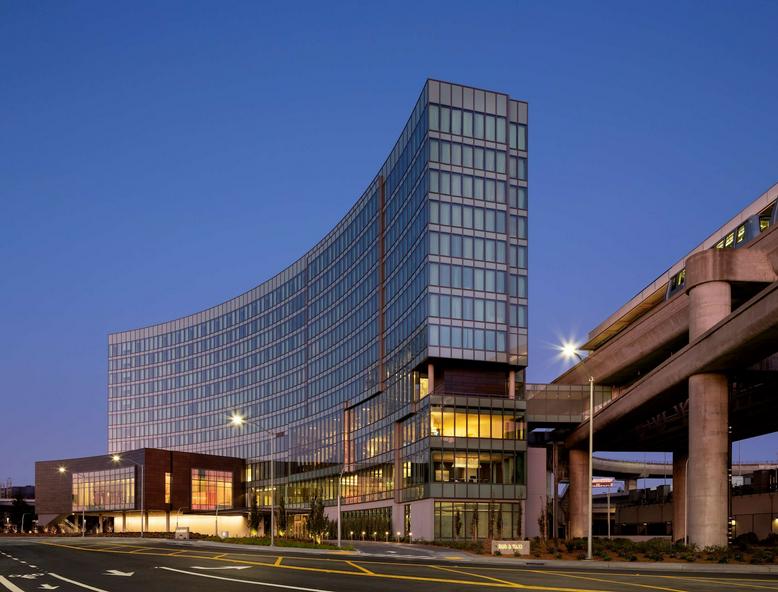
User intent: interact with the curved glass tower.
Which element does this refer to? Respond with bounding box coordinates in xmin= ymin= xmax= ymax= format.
xmin=108 ymin=80 xmax=529 ymax=540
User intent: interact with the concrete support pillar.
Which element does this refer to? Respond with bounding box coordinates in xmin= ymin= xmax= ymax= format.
xmin=525 ymin=447 xmax=547 ymax=538
xmin=568 ymin=449 xmax=589 ymax=539
xmin=685 ymin=279 xmax=731 ymax=548
xmin=508 ymin=369 xmax=516 ymax=400
xmin=689 ymin=280 xmax=731 ymax=339
xmin=672 ymin=451 xmax=688 ymax=544
xmin=625 ymin=479 xmax=638 ymax=492
xmin=688 ymin=372 xmax=729 ymax=547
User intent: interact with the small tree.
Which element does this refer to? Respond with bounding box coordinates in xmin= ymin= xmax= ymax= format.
xmin=454 ymin=509 xmax=462 ymax=539
xmin=278 ymin=494 xmax=287 ymax=534
xmin=471 ymin=507 xmax=479 ymax=542
xmin=495 ymin=507 xmax=503 ymax=539
xmin=248 ymin=492 xmax=260 ymax=535
xmin=307 ymin=490 xmax=330 ymax=544
xmin=516 ymin=501 xmax=523 ymax=539
xmin=10 ymin=496 xmax=33 ymax=533
xmin=537 ymin=502 xmax=547 ymax=541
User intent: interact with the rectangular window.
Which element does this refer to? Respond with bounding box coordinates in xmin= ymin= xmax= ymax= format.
xmin=191 ymin=469 xmax=233 ymax=510
xmin=485 ymin=179 xmax=496 ymax=202
xmin=463 ymin=237 xmax=473 ymax=259
xmin=474 ymin=147 xmax=484 ymax=170
xmin=485 ymin=149 xmax=495 ymax=172
xmin=474 ymin=113 xmax=484 ymax=139
xmin=451 ymin=108 xmax=462 ymax=135
xmin=440 ymin=202 xmax=451 ymax=226
xmin=429 ymin=294 xmax=439 ymax=316
xmin=463 ymin=145 xmax=473 ymax=168
xmin=165 ymin=472 xmax=171 ymax=504
xmin=473 ymin=177 xmax=484 ymax=199
xmin=439 ymin=233 xmax=451 ymax=256
xmin=518 ymin=124 xmax=527 ymax=151
xmin=462 ymin=175 xmax=473 ymax=198
xmin=451 ymin=204 xmax=462 ymax=227
xmin=451 ymin=143 xmax=462 ymax=166
xmin=440 ymin=106 xmax=451 ymax=133
xmin=474 ymin=208 xmax=484 ymax=230
xmin=429 ymin=105 xmax=440 ymax=131
xmin=441 ymin=141 xmax=451 ymax=164
xmin=451 ymin=173 xmax=462 ymax=197
xmin=440 ymin=264 xmax=450 ymax=286
xmin=496 ymin=152 xmax=506 ymax=174
xmin=496 ymin=117 xmax=506 ymax=143
xmin=451 ymin=235 xmax=463 ymax=258
xmin=486 ymin=115 xmax=496 ymax=141
xmin=518 ymin=158 xmax=527 ymax=180
xmin=463 ymin=111 xmax=473 ymax=137
xmin=440 ymin=172 xmax=451 ymax=195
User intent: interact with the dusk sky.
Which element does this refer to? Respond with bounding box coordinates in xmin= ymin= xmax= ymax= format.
xmin=2 ymin=1 xmax=778 ymax=485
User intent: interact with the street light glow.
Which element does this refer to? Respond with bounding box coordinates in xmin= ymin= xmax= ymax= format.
xmin=560 ymin=341 xmax=582 ymax=361
xmin=58 ymin=466 xmax=66 ymax=474
xmin=229 ymin=413 xmax=246 ymax=427
xmin=111 ymin=454 xmax=121 ymax=463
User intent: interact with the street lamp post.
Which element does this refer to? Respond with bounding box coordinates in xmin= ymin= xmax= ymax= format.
xmin=21 ymin=513 xmax=31 ymax=535
xmin=337 ymin=464 xmax=345 ymax=548
xmin=562 ymin=342 xmax=595 ymax=561
xmin=176 ymin=507 xmax=186 ymax=530
xmin=230 ymin=413 xmax=284 ymax=548
xmin=112 ymin=454 xmax=145 ymax=538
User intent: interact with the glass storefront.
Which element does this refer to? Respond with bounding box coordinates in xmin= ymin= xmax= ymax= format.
xmin=434 ymin=501 xmax=523 ymax=540
xmin=72 ymin=467 xmax=135 ymax=511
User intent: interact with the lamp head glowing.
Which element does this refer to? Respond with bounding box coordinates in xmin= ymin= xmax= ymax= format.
xmin=560 ymin=341 xmax=582 ymax=361
xmin=111 ymin=454 xmax=121 ymax=463
xmin=230 ymin=413 xmax=246 ymax=427
xmin=57 ymin=466 xmax=66 ymax=474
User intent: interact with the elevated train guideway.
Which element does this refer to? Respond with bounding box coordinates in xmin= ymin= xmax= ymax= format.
xmin=556 ymin=181 xmax=778 ymax=548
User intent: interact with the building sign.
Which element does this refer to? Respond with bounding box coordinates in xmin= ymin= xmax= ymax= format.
xmin=491 ymin=540 xmax=530 ymax=555
xmin=592 ymin=477 xmax=615 ymax=488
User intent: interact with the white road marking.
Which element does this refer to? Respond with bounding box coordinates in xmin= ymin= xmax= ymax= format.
xmin=48 ymin=573 xmax=110 ymax=592
xmin=158 ymin=566 xmax=335 ymax=591
xmin=39 ymin=585 xmax=59 ymax=590
xmin=191 ymin=565 xmax=251 ymax=571
xmin=104 ymin=570 xmax=133 ymax=577
xmin=0 ymin=576 xmax=25 ymax=592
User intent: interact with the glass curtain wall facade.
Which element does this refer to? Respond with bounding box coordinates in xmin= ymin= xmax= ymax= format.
xmin=107 ymin=80 xmax=529 ymax=540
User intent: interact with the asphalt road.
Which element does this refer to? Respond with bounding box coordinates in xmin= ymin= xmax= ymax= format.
xmin=1 ymin=537 xmax=777 ymax=592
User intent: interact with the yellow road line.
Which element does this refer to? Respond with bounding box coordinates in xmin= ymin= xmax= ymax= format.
xmin=36 ymin=541 xmax=615 ymax=591
xmin=345 ymin=560 xmax=374 ymax=575
xmin=274 ymin=556 xmax=283 ymax=566
xmin=526 ymin=569 xmax=688 ymax=592
xmin=653 ymin=574 xmax=778 ymax=590
xmin=432 ymin=564 xmax=524 ymax=587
